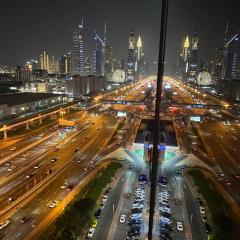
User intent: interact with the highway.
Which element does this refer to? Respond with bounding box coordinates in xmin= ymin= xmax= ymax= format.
xmin=0 ymin=104 xmax=122 ymax=240
xmin=1 ymin=75 xmax=239 ymax=240
xmin=165 ymin=76 xmax=240 ymax=207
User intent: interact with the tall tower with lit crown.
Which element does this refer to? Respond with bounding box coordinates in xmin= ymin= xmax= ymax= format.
xmin=137 ymin=36 xmax=143 ymax=61
xmin=183 ymin=36 xmax=189 ymax=62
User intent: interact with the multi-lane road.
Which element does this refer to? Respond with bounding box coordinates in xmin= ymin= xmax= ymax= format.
xmin=0 ymin=75 xmax=239 ymax=240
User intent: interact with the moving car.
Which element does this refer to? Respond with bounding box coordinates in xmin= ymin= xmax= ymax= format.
xmin=0 ymin=220 xmax=10 ymax=230
xmin=51 ymin=158 xmax=58 ymax=163
xmin=177 ymin=221 xmax=183 ymax=231
xmin=34 ymin=164 xmax=41 ymax=169
xmin=20 ymin=215 xmax=32 ymax=223
xmin=49 ymin=200 xmax=59 ymax=208
xmin=8 ymin=165 xmax=16 ymax=172
xmin=5 ymin=161 xmax=12 ymax=166
xmin=26 ymin=174 xmax=33 ymax=179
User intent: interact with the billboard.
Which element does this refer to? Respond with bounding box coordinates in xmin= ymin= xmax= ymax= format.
xmin=190 ymin=116 xmax=201 ymax=122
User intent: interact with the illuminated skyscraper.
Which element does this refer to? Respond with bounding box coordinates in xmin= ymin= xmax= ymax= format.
xmin=93 ymin=31 xmax=104 ymax=76
xmin=72 ymin=19 xmax=84 ymax=75
xmin=103 ymin=21 xmax=113 ymax=81
xmin=136 ymin=35 xmax=145 ymax=78
xmin=49 ymin=56 xmax=59 ymax=74
xmin=223 ymin=32 xmax=240 ymax=80
xmin=40 ymin=51 xmax=49 ymax=72
xmin=126 ymin=29 xmax=136 ymax=81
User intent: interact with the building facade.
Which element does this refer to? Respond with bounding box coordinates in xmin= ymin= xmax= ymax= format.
xmin=66 ymin=75 xmax=107 ymax=98
xmin=60 ymin=53 xmax=71 ymax=75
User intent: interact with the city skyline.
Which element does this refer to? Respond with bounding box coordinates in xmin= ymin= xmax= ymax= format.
xmin=1 ymin=0 xmax=240 ymax=73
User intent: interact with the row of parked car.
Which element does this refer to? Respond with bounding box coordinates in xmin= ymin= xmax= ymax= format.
xmin=125 ymin=186 xmax=146 ymax=240
xmin=86 ymin=188 xmax=111 ymax=239
xmin=159 ymin=176 xmax=183 ymax=240
xmin=197 ymin=198 xmax=212 ymax=234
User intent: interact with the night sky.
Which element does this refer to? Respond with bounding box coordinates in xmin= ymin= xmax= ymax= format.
xmin=0 ymin=0 xmax=240 ymax=73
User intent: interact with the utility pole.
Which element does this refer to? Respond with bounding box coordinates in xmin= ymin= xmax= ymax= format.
xmin=148 ymin=0 xmax=169 ymax=239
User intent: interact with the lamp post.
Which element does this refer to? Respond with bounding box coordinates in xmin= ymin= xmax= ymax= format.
xmin=148 ymin=0 xmax=169 ymax=239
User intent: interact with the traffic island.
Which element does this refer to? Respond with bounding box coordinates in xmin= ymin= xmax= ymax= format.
xmin=187 ymin=169 xmax=240 ymax=240
xmin=37 ymin=162 xmax=122 ymax=240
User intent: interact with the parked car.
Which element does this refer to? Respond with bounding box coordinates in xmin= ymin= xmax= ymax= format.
xmin=86 ymin=228 xmax=95 ymax=238
xmin=177 ymin=221 xmax=184 ymax=231
xmin=94 ymin=209 xmax=102 ymax=219
xmin=119 ymin=214 xmax=126 ymax=223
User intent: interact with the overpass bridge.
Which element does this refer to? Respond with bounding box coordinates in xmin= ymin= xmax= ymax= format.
xmin=101 ymin=99 xmax=223 ymax=109
xmin=100 ymin=99 xmax=146 ymax=105
xmin=170 ymin=102 xmax=223 ymax=109
xmin=0 ymin=101 xmax=84 ymax=139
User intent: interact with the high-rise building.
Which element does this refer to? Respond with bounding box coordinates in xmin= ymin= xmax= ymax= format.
xmin=40 ymin=51 xmax=49 ymax=72
xmin=60 ymin=53 xmax=71 ymax=75
xmin=85 ymin=57 xmax=91 ymax=75
xmin=120 ymin=58 xmax=125 ymax=70
xmin=72 ymin=19 xmax=84 ymax=75
xmin=49 ymin=56 xmax=59 ymax=74
xmin=213 ymin=47 xmax=225 ymax=81
xmin=213 ymin=21 xmax=231 ymax=82
xmin=222 ymin=33 xmax=240 ymax=80
xmin=66 ymin=75 xmax=107 ymax=97
xmin=16 ymin=66 xmax=32 ymax=82
xmin=93 ymin=31 xmax=104 ymax=76
xmin=188 ymin=30 xmax=199 ymax=82
xmin=26 ymin=60 xmax=38 ymax=72
xmin=126 ymin=29 xmax=136 ymax=82
xmin=104 ymin=45 xmax=113 ymax=80
xmin=102 ymin=21 xmax=114 ymax=80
